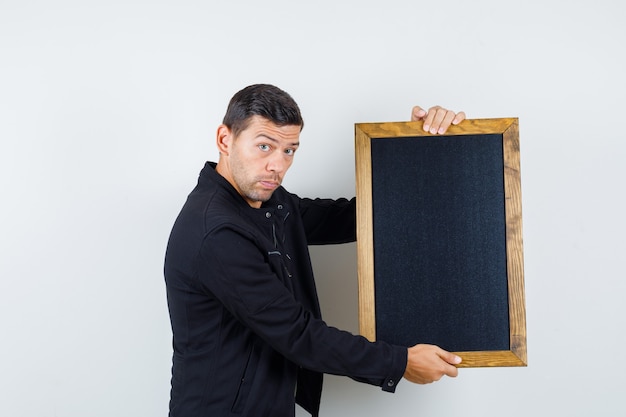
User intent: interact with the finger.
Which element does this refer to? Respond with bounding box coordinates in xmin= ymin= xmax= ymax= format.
xmin=436 ymin=111 xmax=457 ymax=134
xmin=429 ymin=107 xmax=448 ymax=134
xmin=411 ymin=106 xmax=427 ymax=121
xmin=437 ymin=350 xmax=461 ymax=378
xmin=452 ymin=111 xmax=466 ymax=125
xmin=422 ymin=106 xmax=440 ymax=132
xmin=444 ymin=362 xmax=460 ymax=378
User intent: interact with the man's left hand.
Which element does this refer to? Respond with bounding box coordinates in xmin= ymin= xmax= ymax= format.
xmin=411 ymin=105 xmax=466 ymax=135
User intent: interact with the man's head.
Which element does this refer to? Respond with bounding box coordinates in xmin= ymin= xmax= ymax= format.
xmin=222 ymin=84 xmax=304 ymax=137
xmin=215 ymin=84 xmax=303 ymax=208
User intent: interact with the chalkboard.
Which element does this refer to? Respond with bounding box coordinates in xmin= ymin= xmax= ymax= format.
xmin=355 ymin=118 xmax=526 ymax=367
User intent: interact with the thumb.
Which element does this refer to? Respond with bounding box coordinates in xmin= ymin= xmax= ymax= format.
xmin=439 ymin=350 xmax=462 ymax=365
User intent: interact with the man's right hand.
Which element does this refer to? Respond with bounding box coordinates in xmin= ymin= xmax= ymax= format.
xmin=403 ymin=344 xmax=462 ymax=384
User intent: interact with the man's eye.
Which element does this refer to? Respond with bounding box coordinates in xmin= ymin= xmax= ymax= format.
xmin=259 ymin=144 xmax=270 ymax=151
xmin=285 ymin=149 xmax=295 ymax=156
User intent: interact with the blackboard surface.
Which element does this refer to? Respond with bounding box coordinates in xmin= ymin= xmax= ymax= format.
xmin=371 ymin=134 xmax=510 ymax=352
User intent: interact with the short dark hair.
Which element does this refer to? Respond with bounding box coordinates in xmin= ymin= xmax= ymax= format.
xmin=222 ymin=84 xmax=304 ymax=137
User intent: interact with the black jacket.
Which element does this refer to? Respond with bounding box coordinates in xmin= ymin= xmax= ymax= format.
xmin=164 ymin=162 xmax=407 ymax=417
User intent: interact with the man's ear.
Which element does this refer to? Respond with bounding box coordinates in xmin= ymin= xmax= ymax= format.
xmin=216 ymin=124 xmax=232 ymax=155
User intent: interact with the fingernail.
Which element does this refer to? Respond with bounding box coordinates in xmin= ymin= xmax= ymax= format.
xmin=423 ymin=124 xmax=430 ymax=132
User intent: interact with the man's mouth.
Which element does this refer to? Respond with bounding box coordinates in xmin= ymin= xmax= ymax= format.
xmin=259 ymin=179 xmax=280 ymax=189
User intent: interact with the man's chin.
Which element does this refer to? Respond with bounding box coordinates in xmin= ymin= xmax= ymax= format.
xmin=246 ymin=190 xmax=274 ymax=204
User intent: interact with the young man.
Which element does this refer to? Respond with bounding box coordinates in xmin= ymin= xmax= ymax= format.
xmin=164 ymin=84 xmax=466 ymax=417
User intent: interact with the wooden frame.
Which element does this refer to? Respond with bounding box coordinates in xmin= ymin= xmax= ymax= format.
xmin=355 ymin=118 xmax=526 ymax=367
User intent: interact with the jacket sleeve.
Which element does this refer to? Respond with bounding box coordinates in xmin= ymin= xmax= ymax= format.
xmin=296 ymin=196 xmax=357 ymax=245
xmin=197 ymin=223 xmax=407 ymax=391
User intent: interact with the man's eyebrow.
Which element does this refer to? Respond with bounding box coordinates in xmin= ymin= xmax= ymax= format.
xmin=257 ymin=134 xmax=299 ymax=147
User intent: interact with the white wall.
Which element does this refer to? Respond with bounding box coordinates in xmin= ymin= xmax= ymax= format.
xmin=1 ymin=1 xmax=624 ymax=416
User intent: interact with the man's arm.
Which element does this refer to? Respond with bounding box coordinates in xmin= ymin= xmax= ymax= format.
xmin=198 ymin=223 xmax=407 ymax=389
xmin=297 ymin=196 xmax=356 ymax=245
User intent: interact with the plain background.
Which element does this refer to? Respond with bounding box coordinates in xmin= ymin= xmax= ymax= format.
xmin=1 ymin=1 xmax=624 ymax=416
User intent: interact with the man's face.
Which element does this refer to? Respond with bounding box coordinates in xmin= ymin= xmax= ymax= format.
xmin=218 ymin=116 xmax=301 ymax=208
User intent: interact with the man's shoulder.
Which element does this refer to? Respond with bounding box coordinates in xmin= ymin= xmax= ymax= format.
xmin=188 ymin=185 xmax=245 ymax=224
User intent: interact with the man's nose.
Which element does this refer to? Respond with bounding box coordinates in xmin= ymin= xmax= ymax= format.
xmin=266 ymin=152 xmax=287 ymax=173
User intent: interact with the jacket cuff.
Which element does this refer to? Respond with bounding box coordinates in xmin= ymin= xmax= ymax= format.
xmin=381 ymin=345 xmax=408 ymax=393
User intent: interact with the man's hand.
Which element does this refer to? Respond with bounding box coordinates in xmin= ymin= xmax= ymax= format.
xmin=403 ymin=344 xmax=462 ymax=384
xmin=411 ymin=105 xmax=466 ymax=135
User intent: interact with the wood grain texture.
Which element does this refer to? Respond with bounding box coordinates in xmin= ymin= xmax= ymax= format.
xmin=355 ymin=125 xmax=376 ymax=342
xmin=454 ymin=350 xmax=526 ymax=368
xmin=356 ymin=118 xmax=518 ymax=139
xmin=502 ymin=120 xmax=528 ymax=365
